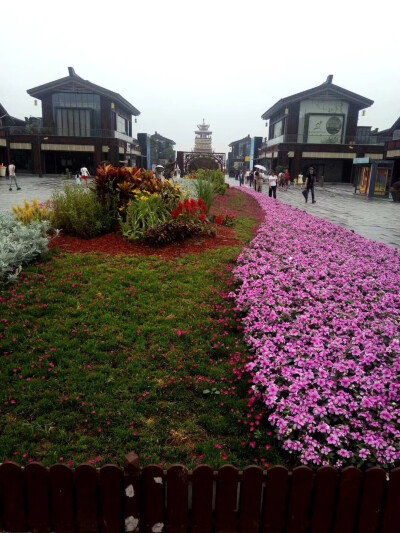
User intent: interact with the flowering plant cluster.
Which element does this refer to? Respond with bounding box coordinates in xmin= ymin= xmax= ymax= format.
xmin=172 ymin=198 xmax=208 ymax=222
xmin=212 ymin=214 xmax=236 ymax=226
xmin=12 ymin=199 xmax=53 ymax=225
xmin=231 ymin=189 xmax=400 ymax=467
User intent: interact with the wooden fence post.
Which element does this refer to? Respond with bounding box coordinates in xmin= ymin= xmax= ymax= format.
xmin=124 ymin=452 xmax=141 ymax=533
xmin=192 ymin=465 xmax=214 ymax=533
xmin=100 ymin=464 xmax=123 ymax=532
xmin=75 ymin=464 xmax=98 ymax=532
xmin=49 ymin=464 xmax=75 ymax=533
xmin=166 ymin=464 xmax=189 ymax=532
xmin=0 ymin=462 xmax=27 ymax=532
xmin=262 ymin=466 xmax=289 ymax=532
xmin=25 ymin=462 xmax=51 ymax=533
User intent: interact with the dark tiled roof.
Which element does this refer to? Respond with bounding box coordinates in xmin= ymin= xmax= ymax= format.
xmin=151 ymin=132 xmax=175 ymax=145
xmin=261 ymin=77 xmax=374 ymax=120
xmin=0 ymin=103 xmax=26 ymax=126
xmin=228 ymin=135 xmax=251 ymax=147
xmin=27 ymin=68 xmax=140 ymax=116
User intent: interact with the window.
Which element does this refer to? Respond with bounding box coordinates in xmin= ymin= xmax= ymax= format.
xmin=117 ymin=115 xmax=129 ymax=134
xmin=52 ymin=92 xmax=101 ymax=135
xmin=56 ymin=108 xmax=92 ymax=137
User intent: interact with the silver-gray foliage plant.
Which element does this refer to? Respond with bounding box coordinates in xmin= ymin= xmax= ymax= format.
xmin=0 ymin=213 xmax=50 ymax=284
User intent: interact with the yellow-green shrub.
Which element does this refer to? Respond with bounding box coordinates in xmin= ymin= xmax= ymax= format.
xmin=12 ymin=199 xmax=52 ymax=225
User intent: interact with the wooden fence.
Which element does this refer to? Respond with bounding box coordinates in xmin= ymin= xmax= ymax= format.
xmin=0 ymin=451 xmax=399 ymax=532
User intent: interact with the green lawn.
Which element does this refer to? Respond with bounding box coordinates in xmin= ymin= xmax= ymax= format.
xmin=0 ymin=191 xmax=287 ymax=469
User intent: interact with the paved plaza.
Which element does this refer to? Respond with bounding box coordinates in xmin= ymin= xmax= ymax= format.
xmin=1 ymin=174 xmax=399 ymax=249
xmin=226 ymin=176 xmax=400 ymax=249
xmin=0 ymin=174 xmax=92 ymax=213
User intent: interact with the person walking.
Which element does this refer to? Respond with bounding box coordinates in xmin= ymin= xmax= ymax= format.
xmin=80 ymin=165 xmax=91 ymax=187
xmin=285 ymin=169 xmax=291 ymax=190
xmin=254 ymin=171 xmax=264 ymax=192
xmin=298 ymin=173 xmax=304 ymax=189
xmin=8 ymin=162 xmax=21 ymax=191
xmin=239 ymin=169 xmax=245 ymax=186
xmin=278 ymin=170 xmax=285 ymax=191
xmin=268 ymin=170 xmax=278 ymax=198
xmin=304 ymin=167 xmax=316 ymax=203
xmin=248 ymin=170 xmax=254 ymax=189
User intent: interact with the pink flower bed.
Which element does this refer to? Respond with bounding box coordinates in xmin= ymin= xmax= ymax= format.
xmin=231 ymin=189 xmax=400 ymax=467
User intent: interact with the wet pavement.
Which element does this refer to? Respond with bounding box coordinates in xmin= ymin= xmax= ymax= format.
xmin=0 ymin=174 xmax=92 ymax=213
xmin=226 ymin=176 xmax=400 ymax=249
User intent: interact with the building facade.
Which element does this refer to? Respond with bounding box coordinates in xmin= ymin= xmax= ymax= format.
xmin=379 ymin=116 xmax=400 ymax=184
xmin=258 ymin=75 xmax=387 ymax=183
xmin=227 ymin=135 xmax=262 ymax=171
xmin=0 ymin=68 xmax=143 ymax=175
xmin=150 ymin=132 xmax=176 ymax=169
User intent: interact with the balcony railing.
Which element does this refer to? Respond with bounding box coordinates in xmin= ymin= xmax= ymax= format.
xmin=0 ymin=125 xmax=136 ymax=143
xmin=262 ymin=134 xmax=393 ymax=148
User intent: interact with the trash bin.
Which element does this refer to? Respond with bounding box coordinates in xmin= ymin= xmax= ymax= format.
xmin=0 ymin=165 xmax=6 ymax=177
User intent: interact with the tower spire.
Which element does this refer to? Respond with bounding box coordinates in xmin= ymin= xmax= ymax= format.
xmin=193 ymin=119 xmax=213 ymax=152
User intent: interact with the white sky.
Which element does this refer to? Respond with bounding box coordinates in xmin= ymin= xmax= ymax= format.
xmin=1 ymin=0 xmax=399 ymax=156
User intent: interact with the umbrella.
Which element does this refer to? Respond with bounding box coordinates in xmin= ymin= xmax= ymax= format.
xmin=254 ymin=164 xmax=267 ymax=171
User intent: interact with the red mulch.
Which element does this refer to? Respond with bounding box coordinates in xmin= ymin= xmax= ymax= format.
xmin=48 ymin=187 xmax=264 ymax=259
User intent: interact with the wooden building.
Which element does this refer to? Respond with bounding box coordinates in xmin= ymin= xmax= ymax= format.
xmin=0 ymin=68 xmax=143 ymax=175
xmin=258 ymin=75 xmax=387 ymax=182
xmin=227 ymin=135 xmax=262 ymax=172
xmin=378 ymin=116 xmax=400 ymax=184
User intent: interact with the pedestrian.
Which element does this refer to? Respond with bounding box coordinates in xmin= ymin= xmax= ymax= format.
xmin=244 ymin=169 xmax=250 ymax=186
xmin=248 ymin=170 xmax=254 ymax=189
xmin=304 ymin=167 xmax=316 ymax=203
xmin=8 ymin=161 xmax=21 ymax=191
xmin=254 ymin=171 xmax=264 ymax=192
xmin=75 ymin=171 xmax=82 ymax=186
xmin=278 ymin=170 xmax=285 ymax=191
xmin=298 ymin=173 xmax=304 ymax=188
xmin=268 ymin=170 xmax=278 ymax=198
xmin=285 ymin=169 xmax=291 ymax=190
xmin=80 ymin=165 xmax=91 ymax=187
xmin=239 ymin=169 xmax=245 ymax=186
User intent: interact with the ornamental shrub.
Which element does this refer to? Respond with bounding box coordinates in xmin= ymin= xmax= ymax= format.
xmin=120 ymin=193 xmax=170 ymax=241
xmin=0 ymin=213 xmax=49 ymax=283
xmin=12 ymin=198 xmax=53 ymax=225
xmin=194 ymin=179 xmax=216 ymax=213
xmin=196 ymin=169 xmax=227 ymax=195
xmin=173 ymin=177 xmax=199 ymax=199
xmin=144 ymin=219 xmax=216 ymax=247
xmin=51 ymin=186 xmax=116 ymax=239
xmin=94 ymin=165 xmax=182 ymax=216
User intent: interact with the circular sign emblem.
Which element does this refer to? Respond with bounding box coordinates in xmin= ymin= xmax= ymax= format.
xmin=326 ymin=116 xmax=342 ymax=135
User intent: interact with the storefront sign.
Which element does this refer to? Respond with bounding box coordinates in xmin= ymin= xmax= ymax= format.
xmin=353 ymin=157 xmax=370 ymax=164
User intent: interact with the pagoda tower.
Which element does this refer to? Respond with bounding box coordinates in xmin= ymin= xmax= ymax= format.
xmin=193 ymin=119 xmax=213 ymax=152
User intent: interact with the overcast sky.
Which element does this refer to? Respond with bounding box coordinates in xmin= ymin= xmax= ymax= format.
xmin=1 ymin=0 xmax=399 ymax=156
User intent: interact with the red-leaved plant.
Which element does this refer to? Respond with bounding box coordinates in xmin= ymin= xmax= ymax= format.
xmin=171 ymin=198 xmax=208 ymax=222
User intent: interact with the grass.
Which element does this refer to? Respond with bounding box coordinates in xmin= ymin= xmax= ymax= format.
xmin=0 ymin=190 xmax=287 ymax=469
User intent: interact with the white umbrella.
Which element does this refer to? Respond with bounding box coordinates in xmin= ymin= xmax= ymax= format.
xmin=254 ymin=164 xmax=267 ymax=171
